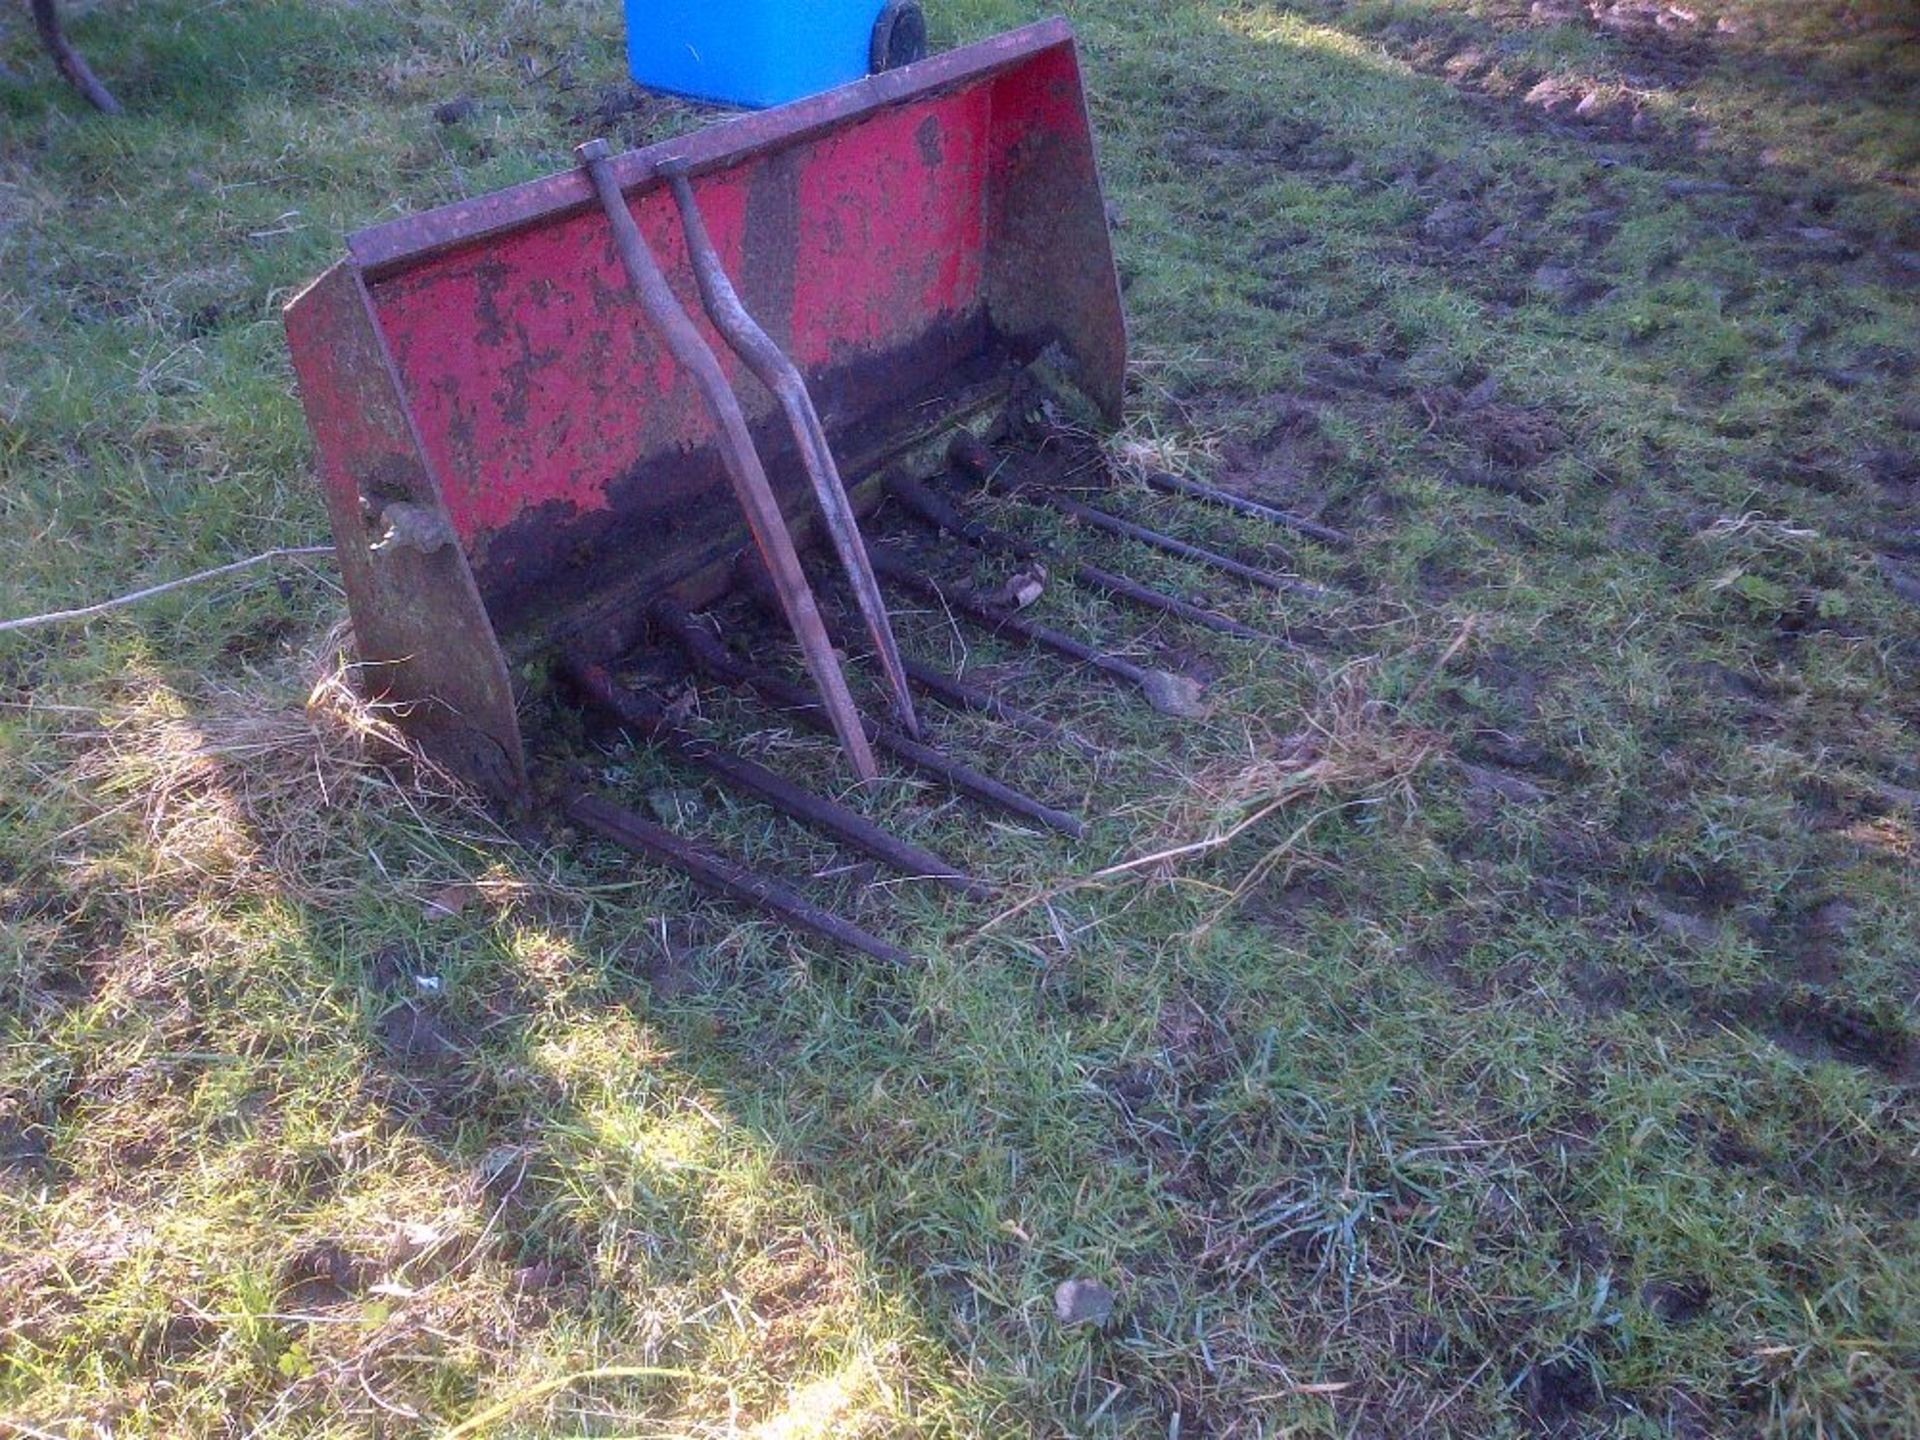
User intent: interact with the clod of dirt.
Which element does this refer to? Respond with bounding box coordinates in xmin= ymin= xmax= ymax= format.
xmin=1450 ymin=460 xmax=1550 ymax=504
xmin=1665 ymin=179 xmax=1738 ymax=198
xmin=1774 ymin=995 xmax=1916 ymax=1077
xmin=280 ymin=1238 xmax=365 ymax=1309
xmin=1460 ymin=374 xmax=1502 ymax=410
xmin=1530 ymin=264 xmax=1580 ymax=301
xmin=1572 ymin=90 xmax=1617 ymax=123
xmin=1054 ymin=1277 xmax=1116 ymax=1327
xmin=1523 ymin=75 xmax=1584 ymax=117
xmin=1477 ymin=405 xmax=1567 ymax=468
xmin=378 ymin=1003 xmax=466 ymax=1067
xmin=366 ymin=944 xmax=413 ymax=994
xmin=433 ymin=94 xmax=478 ymax=126
xmin=984 ymin=564 xmax=1049 ymax=610
xmin=1459 ymin=759 xmax=1549 ymax=806
xmin=1791 ymin=226 xmax=1860 ymax=261
xmin=1636 ymin=895 xmax=1720 ymax=945
xmin=1421 ymin=199 xmax=1486 ymax=246
xmin=1141 ymin=669 xmax=1211 ymax=719
xmin=1592 ymin=1 xmax=1701 ymax=36
xmin=1642 ymin=1277 xmax=1711 ymax=1325
xmin=1520 ymin=1353 xmax=1602 ymax=1430
xmin=511 ymin=1260 xmax=565 ymax=1294
xmin=586 ymin=82 xmax=641 ymax=119
xmin=0 ymin=1119 xmax=50 ymax=1180
xmin=1876 ymin=556 xmax=1920 ymax=608
xmin=478 ymin=1144 xmax=528 ymax=1195
xmin=423 ymin=881 xmax=483 ymax=920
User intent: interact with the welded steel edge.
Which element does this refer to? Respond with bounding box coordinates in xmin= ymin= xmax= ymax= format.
xmin=949 ymin=436 xmax=1330 ymax=600
xmin=663 ymin=165 xmax=922 ymax=741
xmin=1141 ymin=469 xmax=1356 ymax=551
xmin=654 ymin=600 xmax=1086 ymax=839
xmin=885 ymin=471 xmax=1275 ymax=641
xmin=567 ymin=792 xmax=912 ymax=967
xmin=348 ymin=20 xmax=1089 ymax=280
xmin=564 ymin=658 xmax=988 ymax=899
xmin=577 ymin=138 xmax=880 ymax=784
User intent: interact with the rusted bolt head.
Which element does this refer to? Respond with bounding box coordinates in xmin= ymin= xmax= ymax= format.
xmin=575 ymin=138 xmax=611 ymax=164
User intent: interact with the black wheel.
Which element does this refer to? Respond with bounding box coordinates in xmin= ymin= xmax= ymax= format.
xmin=870 ymin=2 xmax=928 ymax=74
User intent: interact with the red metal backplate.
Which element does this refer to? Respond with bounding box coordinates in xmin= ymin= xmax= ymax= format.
xmin=369 ymin=85 xmax=994 ymax=548
xmin=290 ymin=18 xmax=1125 ymax=680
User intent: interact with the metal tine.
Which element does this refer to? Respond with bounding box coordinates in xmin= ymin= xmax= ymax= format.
xmin=866 ymin=546 xmax=1209 ymax=722
xmin=728 ymin=550 xmax=1106 ymax=760
xmin=950 ymin=435 xmax=1335 ymax=601
xmin=891 ymin=653 xmax=1107 ymax=760
xmin=661 ymin=162 xmax=922 ymax=740
xmin=564 ymin=658 xmax=990 ymax=900
xmin=1137 ymin=466 xmax=1356 ymax=551
xmin=567 ymin=792 xmax=912 ymax=967
xmin=653 ymin=598 xmax=1087 ymax=839
xmin=886 ymin=470 xmax=1277 ymax=643
xmin=575 ymin=138 xmax=879 ymax=783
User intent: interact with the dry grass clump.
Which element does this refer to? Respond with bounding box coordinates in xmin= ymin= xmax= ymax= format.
xmin=989 ymin=660 xmax=1443 ymax=934
xmin=60 ymin=628 xmax=510 ymax=908
xmin=1102 ymin=413 xmax=1225 ymax=483
xmin=1122 ymin=660 xmax=1443 ymax=911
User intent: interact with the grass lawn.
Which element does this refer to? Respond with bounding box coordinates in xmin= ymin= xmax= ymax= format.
xmin=3 ymin=0 xmax=1917 ymax=1435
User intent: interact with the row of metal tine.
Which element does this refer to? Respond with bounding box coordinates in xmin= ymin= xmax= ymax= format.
xmin=561 ymin=435 xmax=1350 ymax=963
xmin=560 ymin=138 xmax=1353 ymax=964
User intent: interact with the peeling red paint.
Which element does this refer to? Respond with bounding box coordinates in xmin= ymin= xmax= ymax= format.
xmin=290 ymin=19 xmax=1124 ymax=658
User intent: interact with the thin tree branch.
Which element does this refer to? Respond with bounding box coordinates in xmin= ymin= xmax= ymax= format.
xmin=0 ymin=547 xmax=334 ymax=634
xmin=29 ymin=0 xmax=123 ymax=115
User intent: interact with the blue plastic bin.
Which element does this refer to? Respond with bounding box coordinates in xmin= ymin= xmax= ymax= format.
xmin=628 ymin=1 xmax=924 ymax=110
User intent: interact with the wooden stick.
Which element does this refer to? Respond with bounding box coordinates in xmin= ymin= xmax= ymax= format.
xmin=30 ymin=0 xmax=123 ymax=115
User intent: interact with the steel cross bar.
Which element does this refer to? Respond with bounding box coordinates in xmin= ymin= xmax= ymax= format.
xmin=568 ymin=792 xmax=911 ymax=966
xmin=575 ymin=138 xmax=879 ymax=783
xmin=885 ymin=471 xmax=1274 ymax=642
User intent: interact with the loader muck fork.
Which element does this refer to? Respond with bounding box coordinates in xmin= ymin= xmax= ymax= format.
xmin=289 ymin=22 xmax=1394 ymax=960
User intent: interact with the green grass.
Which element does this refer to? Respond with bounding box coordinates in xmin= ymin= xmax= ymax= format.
xmin=3 ymin=0 xmax=1917 ymax=1435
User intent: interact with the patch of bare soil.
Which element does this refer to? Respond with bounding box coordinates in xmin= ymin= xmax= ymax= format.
xmin=1336 ymin=0 xmax=1920 ymax=281
xmin=1418 ymin=380 xmax=1570 ymax=503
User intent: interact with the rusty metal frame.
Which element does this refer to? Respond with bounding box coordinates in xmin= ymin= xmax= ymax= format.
xmin=283 ymin=262 xmax=527 ymax=804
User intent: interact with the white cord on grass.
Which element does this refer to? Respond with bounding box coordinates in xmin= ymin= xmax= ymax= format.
xmin=0 ymin=546 xmax=334 ymax=635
